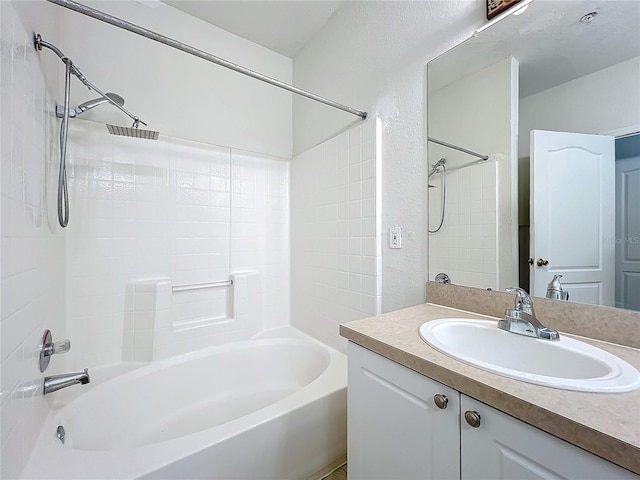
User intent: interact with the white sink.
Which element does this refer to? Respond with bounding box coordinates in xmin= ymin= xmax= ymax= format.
xmin=419 ymin=318 xmax=640 ymax=392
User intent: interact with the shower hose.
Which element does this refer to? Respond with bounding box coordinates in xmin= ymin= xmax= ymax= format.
xmin=57 ymin=58 xmax=71 ymax=227
xmin=428 ymin=163 xmax=446 ymax=234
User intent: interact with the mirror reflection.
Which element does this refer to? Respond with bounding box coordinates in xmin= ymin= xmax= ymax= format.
xmin=427 ymin=0 xmax=640 ymax=311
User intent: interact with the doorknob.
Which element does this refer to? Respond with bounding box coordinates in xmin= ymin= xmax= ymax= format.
xmin=536 ymin=258 xmax=549 ymax=267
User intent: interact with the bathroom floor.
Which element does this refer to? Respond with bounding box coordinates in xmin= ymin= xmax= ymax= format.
xmin=323 ymin=464 xmax=347 ymax=480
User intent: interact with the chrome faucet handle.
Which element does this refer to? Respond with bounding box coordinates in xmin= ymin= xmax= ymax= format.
xmin=50 ymin=339 xmax=71 ymax=354
xmin=505 ymin=287 xmax=534 ymax=315
xmin=39 ymin=330 xmax=71 ymax=373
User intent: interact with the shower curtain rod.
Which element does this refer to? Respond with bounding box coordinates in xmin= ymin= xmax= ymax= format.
xmin=45 ymin=0 xmax=368 ymax=120
xmin=428 ymin=137 xmax=489 ymax=161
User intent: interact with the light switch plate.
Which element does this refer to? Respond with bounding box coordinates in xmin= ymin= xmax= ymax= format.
xmin=390 ymin=226 xmax=402 ymax=249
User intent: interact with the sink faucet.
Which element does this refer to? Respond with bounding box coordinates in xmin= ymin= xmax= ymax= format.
xmin=43 ymin=368 xmax=90 ymax=395
xmin=498 ymin=287 xmax=560 ymax=341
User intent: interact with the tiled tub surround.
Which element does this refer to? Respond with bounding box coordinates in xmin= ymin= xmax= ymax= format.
xmin=65 ymin=120 xmax=290 ymax=367
xmin=1 ymin=2 xmax=64 ymax=478
xmin=122 ymin=272 xmax=262 ymax=361
xmin=291 ymin=118 xmax=382 ymax=353
xmin=340 ymin=301 xmax=640 ymax=474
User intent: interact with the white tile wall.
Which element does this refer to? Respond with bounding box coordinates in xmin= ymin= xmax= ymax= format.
xmin=64 ymin=120 xmax=290 ymax=367
xmin=428 ymin=161 xmax=498 ymax=289
xmin=291 ymin=118 xmax=381 ymax=353
xmin=1 ymin=2 xmax=63 ymax=478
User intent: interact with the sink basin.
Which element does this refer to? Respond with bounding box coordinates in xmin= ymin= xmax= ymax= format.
xmin=419 ymin=318 xmax=640 ymax=392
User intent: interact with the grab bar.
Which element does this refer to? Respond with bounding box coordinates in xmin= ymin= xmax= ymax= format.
xmin=171 ymin=280 xmax=233 ymax=294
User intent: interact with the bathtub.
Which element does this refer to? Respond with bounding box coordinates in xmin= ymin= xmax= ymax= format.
xmin=22 ymin=329 xmax=347 ymax=479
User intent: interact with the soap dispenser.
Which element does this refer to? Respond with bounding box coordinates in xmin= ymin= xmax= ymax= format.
xmin=546 ymin=274 xmax=569 ymax=301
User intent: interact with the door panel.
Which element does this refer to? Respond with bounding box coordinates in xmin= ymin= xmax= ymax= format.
xmin=530 ymin=130 xmax=615 ymax=305
xmin=616 ymin=156 xmax=640 ymax=310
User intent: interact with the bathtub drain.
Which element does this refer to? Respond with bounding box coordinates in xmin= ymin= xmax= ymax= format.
xmin=56 ymin=425 xmax=65 ymax=444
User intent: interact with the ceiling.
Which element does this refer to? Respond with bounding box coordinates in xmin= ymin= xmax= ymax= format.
xmin=162 ymin=0 xmax=343 ymax=57
xmin=428 ymin=0 xmax=640 ymax=97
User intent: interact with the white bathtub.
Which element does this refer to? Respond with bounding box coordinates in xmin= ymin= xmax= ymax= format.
xmin=23 ymin=329 xmax=347 ymax=479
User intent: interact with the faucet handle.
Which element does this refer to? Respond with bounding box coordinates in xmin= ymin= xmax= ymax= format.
xmin=51 ymin=339 xmax=71 ymax=354
xmin=505 ymin=287 xmax=534 ymax=313
xmin=39 ymin=330 xmax=71 ymax=373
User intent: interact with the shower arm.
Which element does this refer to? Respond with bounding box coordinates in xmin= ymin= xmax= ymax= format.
xmin=34 ymin=34 xmax=147 ymax=128
xmin=44 ymin=0 xmax=368 ymax=120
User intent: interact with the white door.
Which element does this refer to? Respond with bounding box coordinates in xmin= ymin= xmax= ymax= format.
xmin=348 ymin=343 xmax=460 ymax=480
xmin=530 ymin=130 xmax=615 ymax=306
xmin=615 ymin=155 xmax=640 ymax=311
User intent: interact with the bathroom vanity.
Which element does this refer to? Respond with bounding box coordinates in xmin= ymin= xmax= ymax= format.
xmin=340 ymin=298 xmax=640 ymax=479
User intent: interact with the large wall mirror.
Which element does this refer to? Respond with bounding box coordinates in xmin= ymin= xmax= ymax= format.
xmin=427 ymin=0 xmax=640 ymax=311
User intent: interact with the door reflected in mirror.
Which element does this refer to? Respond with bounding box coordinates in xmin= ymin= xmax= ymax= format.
xmin=426 ymin=0 xmax=640 ymax=311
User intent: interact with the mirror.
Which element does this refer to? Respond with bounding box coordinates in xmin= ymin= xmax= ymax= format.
xmin=427 ymin=0 xmax=640 ymax=311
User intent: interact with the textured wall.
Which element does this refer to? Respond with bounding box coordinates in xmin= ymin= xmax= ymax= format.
xmin=293 ymin=1 xmax=485 ymax=313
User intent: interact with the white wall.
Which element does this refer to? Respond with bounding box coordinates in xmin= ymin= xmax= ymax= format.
xmin=293 ymin=1 xmax=485 ymax=312
xmin=0 ymin=2 xmax=63 ymax=478
xmin=428 ymin=57 xmax=519 ymax=290
xmin=58 ymin=0 xmax=293 ymax=159
xmin=519 ymin=57 xmax=640 ymax=156
xmin=291 ymin=118 xmax=381 ymax=352
xmin=65 ymin=120 xmax=290 ymax=367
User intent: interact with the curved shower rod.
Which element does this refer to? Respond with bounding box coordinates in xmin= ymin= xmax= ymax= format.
xmin=45 ymin=0 xmax=368 ymax=120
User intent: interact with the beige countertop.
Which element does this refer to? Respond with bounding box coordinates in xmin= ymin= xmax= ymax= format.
xmin=340 ymin=302 xmax=640 ymax=474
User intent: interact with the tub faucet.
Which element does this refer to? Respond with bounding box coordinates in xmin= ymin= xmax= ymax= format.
xmin=498 ymin=287 xmax=560 ymax=341
xmin=43 ymin=368 xmax=90 ymax=395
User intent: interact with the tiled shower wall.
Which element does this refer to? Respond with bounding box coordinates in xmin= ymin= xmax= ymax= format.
xmin=428 ymin=162 xmax=498 ymax=288
xmin=0 ymin=2 xmax=63 ymax=477
xmin=291 ymin=118 xmax=381 ymax=353
xmin=65 ymin=120 xmax=290 ymax=368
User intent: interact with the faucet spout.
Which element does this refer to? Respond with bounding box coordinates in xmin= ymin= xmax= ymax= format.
xmin=499 ymin=288 xmax=560 ymax=341
xmin=43 ymin=368 xmax=90 ymax=395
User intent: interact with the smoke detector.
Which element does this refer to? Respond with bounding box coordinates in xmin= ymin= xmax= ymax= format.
xmin=580 ymin=11 xmax=598 ymax=23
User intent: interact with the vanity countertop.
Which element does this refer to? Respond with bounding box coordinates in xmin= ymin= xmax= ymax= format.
xmin=340 ymin=302 xmax=640 ymax=474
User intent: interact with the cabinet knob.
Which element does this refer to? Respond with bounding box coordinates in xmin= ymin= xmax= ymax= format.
xmin=464 ymin=410 xmax=481 ymax=428
xmin=433 ymin=394 xmax=448 ymax=409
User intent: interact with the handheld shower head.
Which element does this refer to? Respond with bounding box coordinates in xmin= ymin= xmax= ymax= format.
xmin=428 ymin=158 xmax=447 ymax=178
xmin=76 ymin=92 xmax=124 ymax=113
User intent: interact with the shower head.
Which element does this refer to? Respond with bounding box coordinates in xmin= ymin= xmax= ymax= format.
xmin=76 ymin=92 xmax=124 ymax=114
xmin=428 ymin=158 xmax=447 ymax=178
xmin=106 ymin=123 xmax=159 ymax=141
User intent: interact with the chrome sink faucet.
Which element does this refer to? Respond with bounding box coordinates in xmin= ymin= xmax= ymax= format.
xmin=498 ymin=287 xmax=560 ymax=341
xmin=43 ymin=368 xmax=90 ymax=395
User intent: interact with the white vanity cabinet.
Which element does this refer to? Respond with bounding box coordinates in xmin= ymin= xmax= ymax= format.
xmin=348 ymin=342 xmax=460 ymax=480
xmin=461 ymin=395 xmax=638 ymax=479
xmin=348 ymin=342 xmax=639 ymax=480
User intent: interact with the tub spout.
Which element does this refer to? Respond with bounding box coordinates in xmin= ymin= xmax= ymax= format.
xmin=43 ymin=368 xmax=90 ymax=395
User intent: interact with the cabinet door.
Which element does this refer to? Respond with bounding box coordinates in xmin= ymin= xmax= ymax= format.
xmin=348 ymin=342 xmax=460 ymax=480
xmin=461 ymin=395 xmax=639 ymax=479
